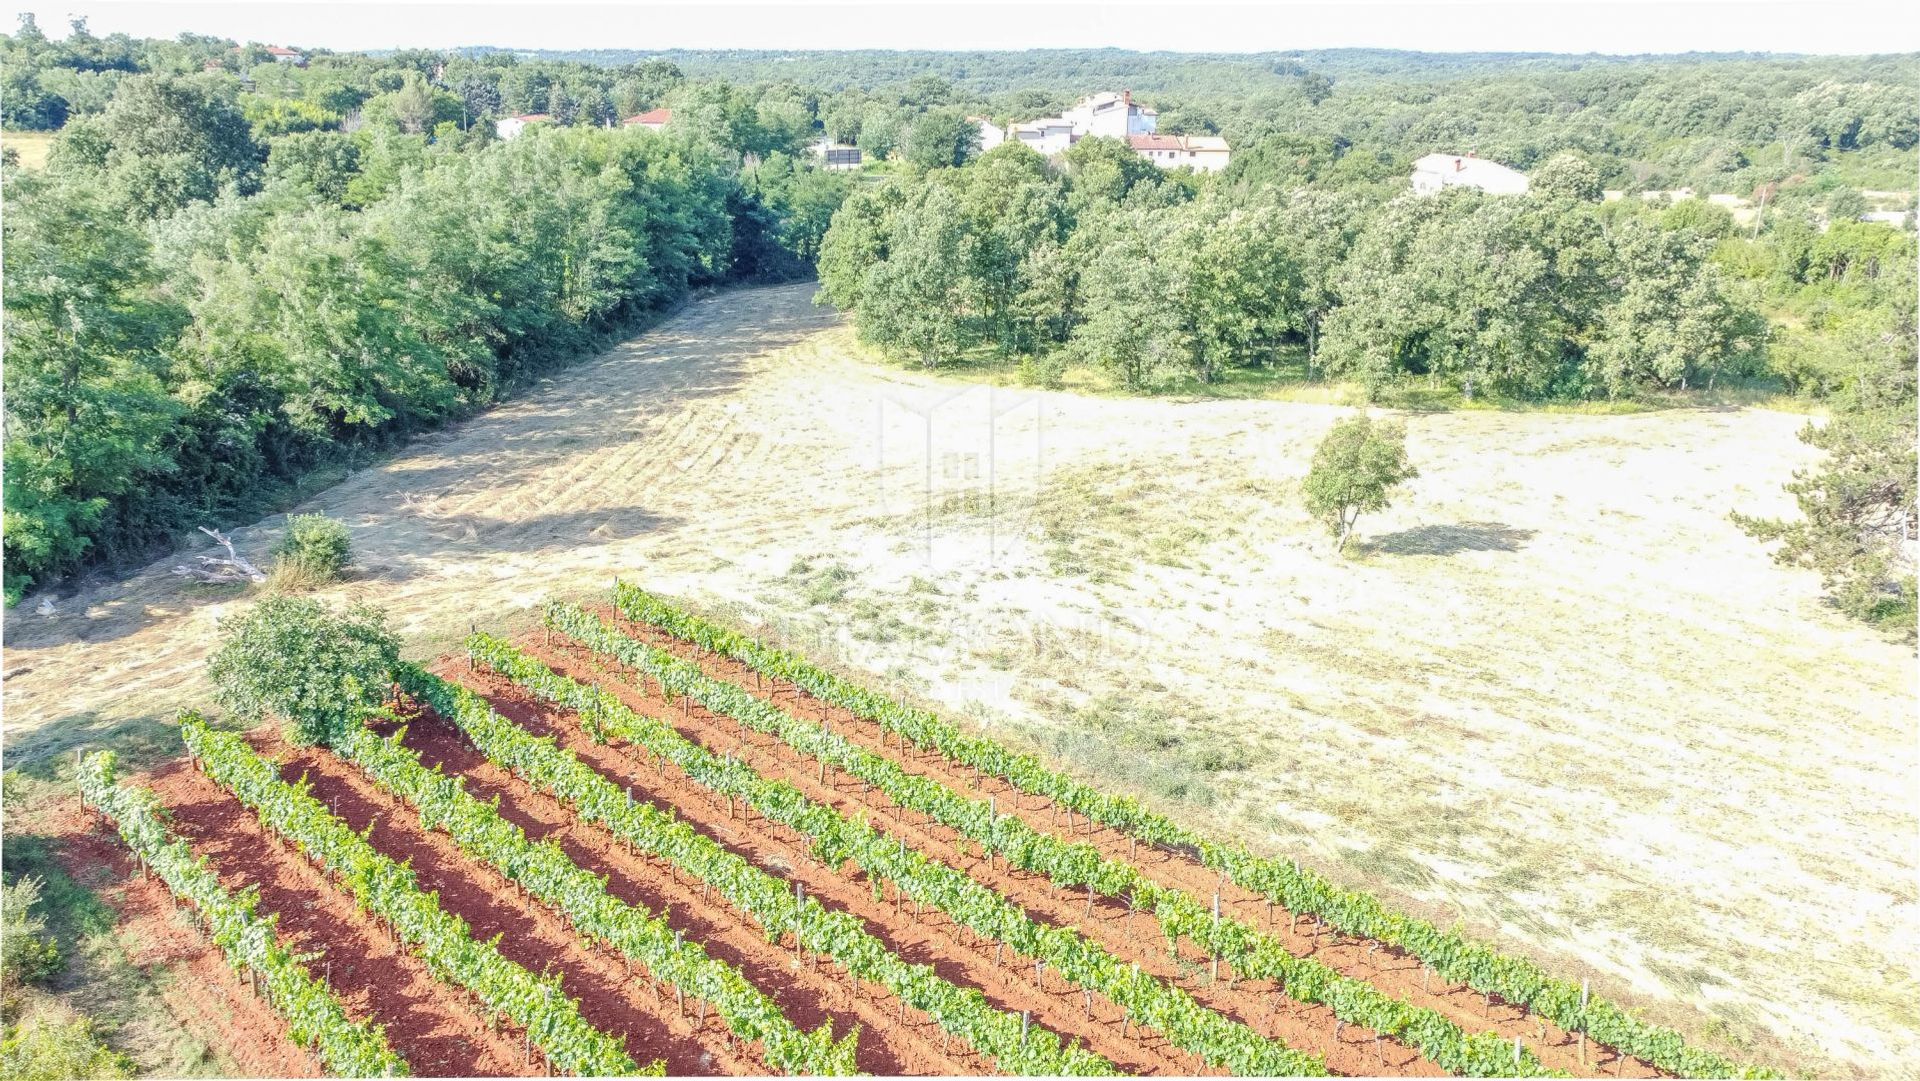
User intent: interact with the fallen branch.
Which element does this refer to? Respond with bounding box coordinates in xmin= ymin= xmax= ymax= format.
xmin=171 ymin=527 xmax=266 ymax=584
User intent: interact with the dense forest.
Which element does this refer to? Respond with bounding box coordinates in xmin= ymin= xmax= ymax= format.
xmin=2 ymin=20 xmax=1914 ymax=625
xmin=1 ymin=16 xmax=851 ymax=605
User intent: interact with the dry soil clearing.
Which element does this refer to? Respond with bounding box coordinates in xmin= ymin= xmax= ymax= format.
xmin=5 ymin=282 xmax=1915 ymax=1077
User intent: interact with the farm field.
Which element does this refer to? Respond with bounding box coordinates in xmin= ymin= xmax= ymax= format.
xmin=67 ymin=594 xmax=1726 ymax=1079
xmin=6 ymin=282 xmax=1916 ymax=1078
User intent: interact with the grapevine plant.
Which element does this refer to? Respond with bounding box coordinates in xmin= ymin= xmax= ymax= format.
xmin=332 ymin=721 xmax=860 ymax=1075
xmin=75 ymin=750 xmax=409 ymax=1079
xmin=177 ymin=716 xmax=646 ymax=1078
xmin=399 ymin=663 xmax=1116 ymax=1077
xmin=608 ymin=581 xmax=1777 ymax=1081
xmin=551 ymin=601 xmax=1555 ymax=1077
xmin=466 ymin=634 xmax=1326 ymax=1078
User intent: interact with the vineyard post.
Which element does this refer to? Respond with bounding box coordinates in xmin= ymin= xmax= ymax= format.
xmin=1211 ymin=892 xmax=1222 ymax=980
xmin=1513 ymin=1036 xmax=1522 ymax=1068
xmin=1020 ymin=1011 xmax=1029 ymax=1046
xmin=1579 ymin=977 xmax=1589 ymax=1062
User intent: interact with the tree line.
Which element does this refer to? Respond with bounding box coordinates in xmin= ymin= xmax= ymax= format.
xmin=2 ymin=41 xmax=853 ymax=605
xmin=819 ymin=138 xmax=1915 ymax=626
xmin=821 ymin=139 xmax=1773 ymax=398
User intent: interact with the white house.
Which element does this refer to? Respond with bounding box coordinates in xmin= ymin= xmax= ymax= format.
xmin=1127 ymin=133 xmax=1231 ymax=173
xmin=621 ymin=107 xmax=673 ymax=132
xmin=1061 ymin=90 xmax=1158 ymax=139
xmin=1411 ymin=152 xmax=1530 ymax=196
xmin=495 ymin=113 xmax=553 ymax=140
xmin=1006 ymin=90 xmax=1159 ymax=154
xmin=970 ymin=116 xmax=1005 ymax=152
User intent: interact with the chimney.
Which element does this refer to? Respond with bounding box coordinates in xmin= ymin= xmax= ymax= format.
xmin=1123 ymin=89 xmax=1132 ymax=107
xmin=1454 ymin=157 xmax=1463 ymax=172
xmin=1467 ymin=150 xmax=1477 ymax=158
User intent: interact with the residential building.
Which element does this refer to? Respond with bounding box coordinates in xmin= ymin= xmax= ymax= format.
xmin=1127 ymin=133 xmax=1231 ymax=172
xmin=1061 ymin=90 xmax=1158 ymax=139
xmin=810 ymin=137 xmax=863 ymax=170
xmin=233 ymin=44 xmax=306 ymax=66
xmin=1010 ymin=116 xmax=1077 ymax=156
xmin=970 ymin=116 xmax=1005 ymax=151
xmin=623 ymin=108 xmax=673 ymax=132
xmin=992 ymin=91 xmax=1224 ymax=170
xmin=495 ymin=113 xmax=552 ymax=140
xmin=1410 ymin=152 xmax=1530 ymax=195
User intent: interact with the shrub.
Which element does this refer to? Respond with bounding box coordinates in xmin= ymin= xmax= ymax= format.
xmin=0 ymin=1013 xmax=134 ymax=1081
xmin=1303 ymin=413 xmax=1418 ymax=553
xmin=0 ymin=876 xmax=61 ymax=995
xmin=207 ymin=596 xmax=398 ymax=747
xmin=268 ymin=513 xmax=352 ymax=589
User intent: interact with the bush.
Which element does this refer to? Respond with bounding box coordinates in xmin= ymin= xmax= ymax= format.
xmin=0 ymin=876 xmax=61 ymax=995
xmin=207 ymin=596 xmax=399 ymax=747
xmin=268 ymin=513 xmax=352 ymax=590
xmin=0 ymin=1013 xmax=134 ymax=1081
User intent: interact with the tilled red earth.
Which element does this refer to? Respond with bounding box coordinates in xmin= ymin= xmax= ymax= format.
xmin=45 ymin=609 xmax=1676 ymax=1077
xmin=373 ymin=697 xmax=970 ymax=1076
xmin=592 ymin=608 xmax=1667 ymax=1078
xmin=142 ymin=758 xmax=529 ymax=1077
xmin=48 ymin=795 xmax=320 ymax=1079
xmin=440 ymin=657 xmax=1196 ymax=1077
xmin=264 ymin=729 xmax=757 ymax=1076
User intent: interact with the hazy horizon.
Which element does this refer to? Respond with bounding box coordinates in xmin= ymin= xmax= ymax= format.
xmin=8 ymin=1 xmax=1917 ymax=59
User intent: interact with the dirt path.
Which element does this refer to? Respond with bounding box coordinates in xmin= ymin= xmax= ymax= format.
xmin=375 ymin=701 xmax=963 ymax=1076
xmin=592 ymin=607 xmax=1657 ymax=1077
xmin=145 ymin=759 xmax=527 ymax=1077
xmin=6 ymin=281 xmax=1913 ymax=1076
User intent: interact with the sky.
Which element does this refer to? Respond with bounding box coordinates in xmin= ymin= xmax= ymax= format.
xmin=5 ymin=0 xmax=1917 ymax=57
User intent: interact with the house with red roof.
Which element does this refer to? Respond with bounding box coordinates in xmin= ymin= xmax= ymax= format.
xmin=622 ymin=108 xmax=673 ymax=132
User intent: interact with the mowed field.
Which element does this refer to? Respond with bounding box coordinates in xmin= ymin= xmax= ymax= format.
xmin=5 ymin=282 xmax=1914 ymax=1076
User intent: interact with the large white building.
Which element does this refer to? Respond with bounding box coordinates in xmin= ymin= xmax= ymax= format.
xmin=1060 ymin=90 xmax=1159 ymax=139
xmin=1411 ymin=153 xmax=1530 ymax=195
xmin=975 ymin=91 xmax=1228 ymax=171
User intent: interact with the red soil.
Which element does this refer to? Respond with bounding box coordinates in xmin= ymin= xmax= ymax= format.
xmin=373 ymin=696 xmax=971 ymax=1076
xmin=596 ymin=609 xmax=1666 ymax=1078
xmin=142 ymin=758 xmax=529 ymax=1077
xmin=526 ymin=631 xmax=1442 ymax=1077
xmin=262 ymin=729 xmax=758 ymax=1076
xmin=47 ymin=794 xmax=320 ymax=1079
xmin=441 ymin=658 xmax=1200 ymax=1076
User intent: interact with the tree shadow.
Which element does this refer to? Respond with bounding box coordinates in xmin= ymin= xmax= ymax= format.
xmin=1361 ymin=521 xmax=1537 ymax=557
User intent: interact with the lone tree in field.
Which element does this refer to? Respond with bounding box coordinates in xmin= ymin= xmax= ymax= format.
xmin=1304 ymin=414 xmax=1418 ymax=554
xmin=207 ymin=596 xmax=398 ymax=746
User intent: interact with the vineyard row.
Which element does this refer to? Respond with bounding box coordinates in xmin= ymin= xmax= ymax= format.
xmin=178 ymin=715 xmax=648 ymax=1078
xmin=610 ymin=581 xmax=1773 ymax=1081
xmin=549 ymin=600 xmax=1554 ymax=1078
xmin=468 ymin=632 xmax=1328 ymax=1078
xmin=75 ymin=750 xmax=410 ymax=1079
